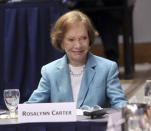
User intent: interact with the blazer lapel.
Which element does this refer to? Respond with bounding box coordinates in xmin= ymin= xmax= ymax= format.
xmin=77 ymin=53 xmax=96 ymax=108
xmin=56 ymin=55 xmax=74 ymax=102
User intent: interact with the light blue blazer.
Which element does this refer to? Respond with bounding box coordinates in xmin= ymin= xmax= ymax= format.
xmin=26 ymin=52 xmax=128 ymax=108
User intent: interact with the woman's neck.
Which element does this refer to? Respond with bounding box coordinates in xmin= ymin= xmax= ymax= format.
xmin=69 ymin=63 xmax=85 ymax=67
xmin=68 ymin=58 xmax=87 ymax=67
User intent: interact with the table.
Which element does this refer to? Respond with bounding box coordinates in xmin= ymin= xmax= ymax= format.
xmin=0 ymin=108 xmax=120 ymax=131
xmin=0 ymin=119 xmax=107 ymax=131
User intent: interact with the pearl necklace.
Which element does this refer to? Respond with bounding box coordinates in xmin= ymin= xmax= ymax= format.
xmin=69 ymin=64 xmax=85 ymax=77
xmin=70 ymin=69 xmax=84 ymax=77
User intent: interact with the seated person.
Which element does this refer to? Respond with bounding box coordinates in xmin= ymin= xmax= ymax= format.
xmin=25 ymin=10 xmax=128 ymax=108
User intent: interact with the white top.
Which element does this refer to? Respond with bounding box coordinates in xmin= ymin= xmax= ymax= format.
xmin=69 ymin=64 xmax=85 ymax=102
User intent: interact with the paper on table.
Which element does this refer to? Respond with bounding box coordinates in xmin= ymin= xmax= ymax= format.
xmin=0 ymin=114 xmax=10 ymax=119
xmin=0 ymin=110 xmax=6 ymax=115
xmin=76 ymin=109 xmax=84 ymax=115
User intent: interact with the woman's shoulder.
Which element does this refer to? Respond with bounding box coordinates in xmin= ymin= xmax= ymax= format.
xmin=88 ymin=53 xmax=118 ymax=73
xmin=91 ymin=53 xmax=116 ymax=66
xmin=42 ymin=56 xmax=65 ymax=71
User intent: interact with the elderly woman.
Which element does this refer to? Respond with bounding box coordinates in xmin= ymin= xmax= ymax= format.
xmin=26 ymin=10 xmax=128 ymax=108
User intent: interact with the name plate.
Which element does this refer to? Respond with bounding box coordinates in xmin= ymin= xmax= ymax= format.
xmin=18 ymin=102 xmax=76 ymax=123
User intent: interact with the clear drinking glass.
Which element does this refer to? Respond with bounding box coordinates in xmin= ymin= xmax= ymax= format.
xmin=144 ymin=80 xmax=151 ymax=106
xmin=123 ymin=103 xmax=151 ymax=131
xmin=127 ymin=114 xmax=150 ymax=131
xmin=3 ymin=89 xmax=20 ymax=118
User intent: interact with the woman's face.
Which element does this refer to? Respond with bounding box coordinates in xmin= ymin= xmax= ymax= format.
xmin=62 ymin=22 xmax=90 ymax=66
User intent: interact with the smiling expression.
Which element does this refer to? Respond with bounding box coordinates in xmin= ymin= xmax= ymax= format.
xmin=62 ymin=22 xmax=90 ymax=66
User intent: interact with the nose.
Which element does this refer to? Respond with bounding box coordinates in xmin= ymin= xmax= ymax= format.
xmin=74 ymin=39 xmax=81 ymax=48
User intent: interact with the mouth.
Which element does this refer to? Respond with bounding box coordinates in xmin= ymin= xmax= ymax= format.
xmin=72 ymin=50 xmax=84 ymax=55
